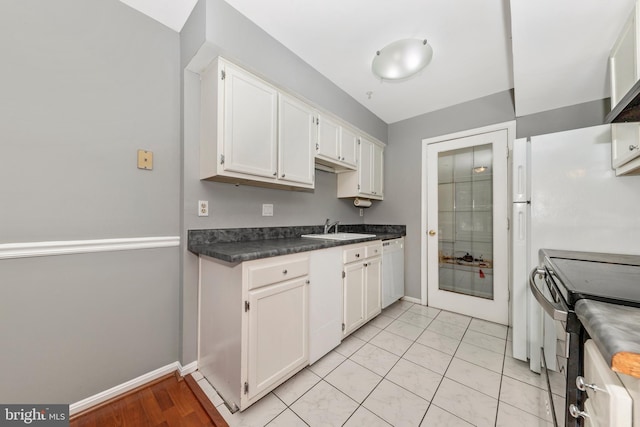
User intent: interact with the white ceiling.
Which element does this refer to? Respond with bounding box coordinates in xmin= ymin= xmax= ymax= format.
xmin=122 ymin=0 xmax=635 ymax=124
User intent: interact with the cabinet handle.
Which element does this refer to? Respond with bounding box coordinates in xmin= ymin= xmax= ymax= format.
xmin=569 ymin=404 xmax=590 ymax=420
xmin=306 ymin=280 xmax=310 ymax=284
xmin=364 ymin=263 xmax=368 ymax=267
xmin=282 ymin=269 xmax=288 ymax=275
xmin=576 ymin=376 xmax=598 ymax=392
xmin=273 ymin=172 xmax=277 ymax=176
xmin=629 ymin=144 xmax=639 ymax=151
xmin=355 ymin=253 xmax=360 ymax=258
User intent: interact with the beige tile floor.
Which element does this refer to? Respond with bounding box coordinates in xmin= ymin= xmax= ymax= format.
xmin=193 ymin=301 xmax=566 ymax=427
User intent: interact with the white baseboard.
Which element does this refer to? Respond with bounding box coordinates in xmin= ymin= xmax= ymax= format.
xmin=70 ymin=360 xmax=197 ymax=415
xmin=0 ymin=236 xmax=180 ymax=260
xmin=180 ymin=360 xmax=198 ymax=376
xmin=401 ymin=296 xmax=422 ymax=304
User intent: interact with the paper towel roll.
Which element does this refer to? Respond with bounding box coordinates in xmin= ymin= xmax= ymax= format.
xmin=354 ymin=198 xmax=372 ymax=208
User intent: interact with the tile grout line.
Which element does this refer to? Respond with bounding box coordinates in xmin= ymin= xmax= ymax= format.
xmin=213 ymin=302 xmax=518 ymax=427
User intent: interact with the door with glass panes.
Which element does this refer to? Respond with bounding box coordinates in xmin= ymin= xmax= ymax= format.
xmin=426 ymin=129 xmax=508 ymax=324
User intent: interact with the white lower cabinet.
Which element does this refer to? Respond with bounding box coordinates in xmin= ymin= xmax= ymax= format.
xmin=198 ymin=240 xmax=384 ymax=411
xmin=582 ymin=340 xmax=632 ymax=427
xmin=342 ymin=241 xmax=382 ymax=337
xmin=198 ymin=253 xmax=309 ymax=411
xmin=247 ymin=277 xmax=308 ymax=400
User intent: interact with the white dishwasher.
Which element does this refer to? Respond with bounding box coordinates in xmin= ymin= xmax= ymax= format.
xmin=382 ymin=237 xmax=405 ymax=308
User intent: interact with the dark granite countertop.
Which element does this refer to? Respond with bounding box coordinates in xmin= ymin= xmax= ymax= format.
xmin=188 ymin=225 xmax=406 ymax=263
xmin=575 ymin=299 xmax=640 ymax=378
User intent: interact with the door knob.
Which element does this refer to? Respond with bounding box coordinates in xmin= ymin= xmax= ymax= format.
xmin=428 ymin=230 xmax=436 ymax=236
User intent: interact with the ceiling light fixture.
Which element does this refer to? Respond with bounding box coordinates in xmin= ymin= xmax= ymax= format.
xmin=372 ymin=38 xmax=433 ymax=81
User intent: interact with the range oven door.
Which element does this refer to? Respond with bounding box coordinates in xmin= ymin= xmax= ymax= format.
xmin=530 ymin=267 xmax=577 ymax=427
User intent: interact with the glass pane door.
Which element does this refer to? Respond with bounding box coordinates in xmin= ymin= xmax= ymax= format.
xmin=437 ymin=144 xmax=494 ymax=299
xmin=426 ymin=129 xmax=508 ymax=324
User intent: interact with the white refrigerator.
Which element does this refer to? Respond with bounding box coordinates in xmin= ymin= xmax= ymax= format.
xmin=511 ymin=124 xmax=640 ymax=372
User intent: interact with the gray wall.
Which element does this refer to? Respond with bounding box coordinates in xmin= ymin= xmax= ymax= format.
xmin=0 ymin=0 xmax=181 ymax=403
xmin=0 ymin=0 xmax=615 ymax=404
xmin=179 ymin=0 xmax=389 ymax=363
xmin=367 ymin=91 xmax=516 ymax=299
xmin=516 ymin=98 xmax=610 ymax=138
xmin=368 ymin=91 xmax=609 ymax=300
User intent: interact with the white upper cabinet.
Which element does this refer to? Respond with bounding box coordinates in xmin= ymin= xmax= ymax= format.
xmin=337 ymin=136 xmax=384 ymax=200
xmin=610 ymin=3 xmax=640 ymax=111
xmin=222 ymin=64 xmax=278 ymax=178
xmin=278 ymin=94 xmax=315 ymax=186
xmin=315 ymin=115 xmax=357 ymax=171
xmin=611 ymin=123 xmax=640 ymax=175
xmin=340 ymin=126 xmax=359 ymax=168
xmin=200 ymin=57 xmax=383 ymax=194
xmin=200 ymin=58 xmax=313 ymax=190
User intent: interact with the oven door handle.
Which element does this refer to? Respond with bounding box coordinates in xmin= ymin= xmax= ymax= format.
xmin=529 ymin=267 xmax=568 ymax=322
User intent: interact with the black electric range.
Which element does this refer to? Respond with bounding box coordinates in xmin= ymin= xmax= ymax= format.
xmin=544 ymin=249 xmax=640 ymax=308
xmin=535 ymin=249 xmax=640 ymax=427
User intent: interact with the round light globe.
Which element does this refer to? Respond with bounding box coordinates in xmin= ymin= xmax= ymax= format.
xmin=372 ymin=39 xmax=433 ymax=80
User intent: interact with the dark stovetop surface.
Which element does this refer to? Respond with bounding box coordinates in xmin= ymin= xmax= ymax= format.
xmin=542 ymin=249 xmax=640 ymax=308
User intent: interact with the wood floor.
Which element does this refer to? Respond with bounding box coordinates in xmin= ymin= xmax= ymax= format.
xmin=70 ymin=373 xmax=228 ymax=427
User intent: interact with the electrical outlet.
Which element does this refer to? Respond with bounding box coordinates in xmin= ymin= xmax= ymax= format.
xmin=262 ymin=204 xmax=274 ymax=216
xmin=359 ymin=208 xmax=364 ymax=217
xmin=198 ymin=200 xmax=209 ymax=217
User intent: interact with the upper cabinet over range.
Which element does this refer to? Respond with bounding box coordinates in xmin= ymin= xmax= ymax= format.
xmin=608 ymin=2 xmax=640 ymax=175
xmin=199 ymin=57 xmax=385 ymax=197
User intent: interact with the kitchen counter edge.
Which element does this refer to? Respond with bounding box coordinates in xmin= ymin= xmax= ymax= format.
xmin=576 ymin=299 xmax=640 ymax=379
xmin=187 ymin=225 xmax=405 ymax=263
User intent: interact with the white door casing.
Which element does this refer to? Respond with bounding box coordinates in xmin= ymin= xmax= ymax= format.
xmin=421 ymin=122 xmax=515 ymax=325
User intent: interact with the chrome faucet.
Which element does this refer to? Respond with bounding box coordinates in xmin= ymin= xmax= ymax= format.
xmin=324 ymin=218 xmax=340 ymax=234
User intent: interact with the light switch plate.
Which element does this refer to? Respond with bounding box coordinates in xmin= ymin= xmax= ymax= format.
xmin=137 ymin=150 xmax=153 ymax=170
xmin=262 ymin=204 xmax=274 ymax=216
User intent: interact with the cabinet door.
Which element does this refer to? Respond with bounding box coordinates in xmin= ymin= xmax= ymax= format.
xmin=358 ymin=137 xmax=374 ymax=196
xmin=371 ymin=143 xmax=384 ymax=197
xmin=343 ymin=262 xmax=365 ymax=337
xmin=611 ymin=123 xmax=640 ymax=171
xmin=223 ymin=64 xmax=278 ymax=178
xmin=340 ymin=127 xmax=358 ymax=168
xmin=247 ymin=277 xmax=308 ymax=400
xmin=364 ymin=257 xmax=382 ymax=321
xmin=317 ymin=115 xmax=341 ymax=161
xmin=278 ymin=94 xmax=315 ymax=185
xmin=610 ymin=9 xmax=639 ymax=110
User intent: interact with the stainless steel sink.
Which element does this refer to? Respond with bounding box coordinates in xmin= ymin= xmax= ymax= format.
xmin=301 ymin=233 xmax=376 ymax=241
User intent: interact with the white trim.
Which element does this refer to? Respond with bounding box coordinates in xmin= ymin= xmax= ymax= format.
xmin=0 ymin=236 xmax=180 ymax=260
xmin=420 ymin=120 xmax=516 ymax=308
xmin=70 ymin=360 xmax=197 ymax=415
xmin=401 ymin=296 xmax=422 ymax=304
xmin=180 ymin=360 xmax=198 ymax=376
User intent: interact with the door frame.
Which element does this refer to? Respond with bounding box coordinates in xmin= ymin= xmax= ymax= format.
xmin=420 ymin=121 xmax=516 ymax=311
